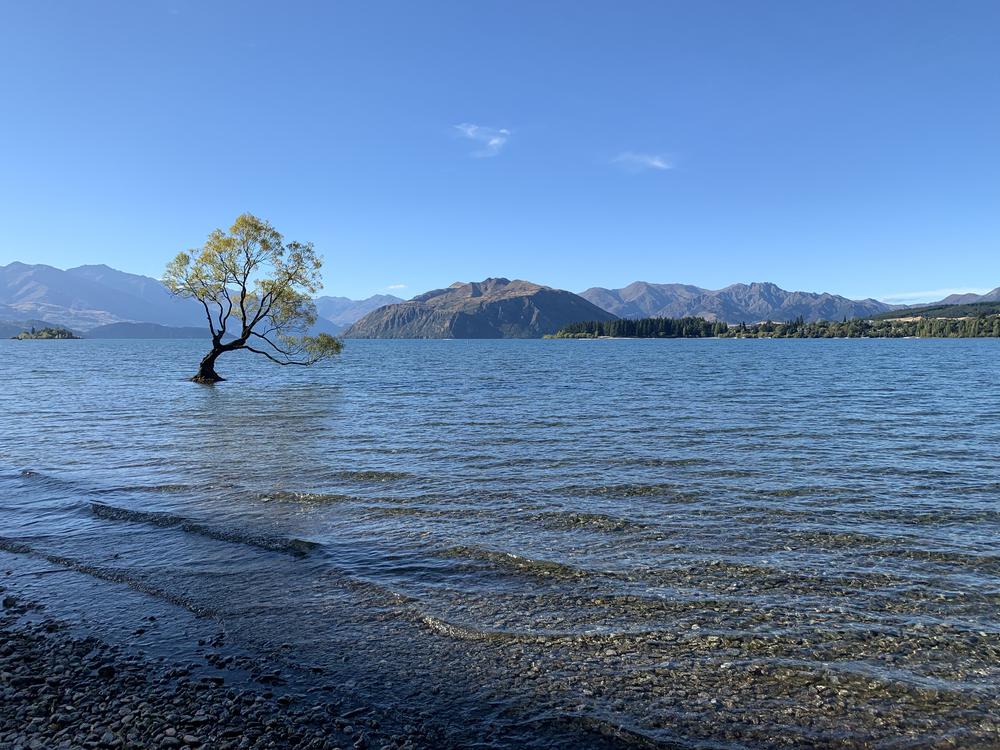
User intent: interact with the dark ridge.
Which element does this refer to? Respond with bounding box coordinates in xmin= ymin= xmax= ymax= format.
xmin=0 ymin=536 xmax=218 ymax=617
xmin=0 ymin=538 xmax=32 ymax=555
xmin=89 ymin=503 xmax=320 ymax=557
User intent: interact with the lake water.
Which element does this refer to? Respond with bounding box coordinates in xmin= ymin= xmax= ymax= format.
xmin=1 ymin=338 xmax=998 ymax=748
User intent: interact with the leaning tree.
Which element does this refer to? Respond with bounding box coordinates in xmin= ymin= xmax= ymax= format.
xmin=164 ymin=213 xmax=343 ymax=383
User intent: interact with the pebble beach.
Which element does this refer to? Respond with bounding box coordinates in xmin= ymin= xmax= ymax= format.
xmin=0 ymin=587 xmax=440 ymax=750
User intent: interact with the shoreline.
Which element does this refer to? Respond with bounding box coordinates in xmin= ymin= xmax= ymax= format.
xmin=0 ymin=586 xmax=439 ymax=750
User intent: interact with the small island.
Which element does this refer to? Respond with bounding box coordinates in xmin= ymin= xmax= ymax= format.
xmin=11 ymin=326 xmax=80 ymax=340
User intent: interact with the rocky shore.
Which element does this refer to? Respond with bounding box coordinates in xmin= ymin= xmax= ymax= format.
xmin=0 ymin=588 xmax=440 ymax=750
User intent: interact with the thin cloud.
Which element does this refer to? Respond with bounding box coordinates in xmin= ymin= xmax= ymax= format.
xmin=612 ymin=152 xmax=673 ymax=173
xmin=881 ymin=287 xmax=991 ymax=304
xmin=454 ymin=123 xmax=510 ymax=157
xmin=386 ymin=284 xmax=407 ymax=290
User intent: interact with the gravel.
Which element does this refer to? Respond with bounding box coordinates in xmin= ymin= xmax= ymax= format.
xmin=0 ymin=590 xmax=440 ymax=750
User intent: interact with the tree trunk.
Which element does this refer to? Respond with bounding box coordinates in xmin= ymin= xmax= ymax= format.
xmin=192 ymin=346 xmax=226 ymax=384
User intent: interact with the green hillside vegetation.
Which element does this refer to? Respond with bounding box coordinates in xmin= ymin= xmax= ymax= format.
xmin=11 ymin=326 xmax=80 ymax=340
xmin=724 ymin=316 xmax=1000 ymax=338
xmin=550 ymin=317 xmax=729 ymax=338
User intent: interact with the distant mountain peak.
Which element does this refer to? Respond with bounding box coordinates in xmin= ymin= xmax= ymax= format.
xmin=935 ymin=286 xmax=1000 ymax=305
xmin=345 ymin=277 xmax=613 ymax=338
xmin=313 ymin=292 xmax=404 ymax=326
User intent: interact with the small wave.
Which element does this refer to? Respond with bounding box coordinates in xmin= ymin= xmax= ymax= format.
xmin=862 ymin=508 xmax=1000 ymax=526
xmin=418 ymin=613 xmax=596 ymax=643
xmin=11 ymin=471 xmax=193 ymax=499
xmin=93 ymin=483 xmax=192 ymax=495
xmin=753 ymin=485 xmax=856 ymax=499
xmin=907 ymin=482 xmax=1000 ymax=497
xmin=256 ymin=490 xmax=356 ymax=504
xmin=90 ymin=503 xmax=319 ymax=557
xmin=419 ymin=612 xmax=671 ymax=644
xmin=0 ymin=536 xmax=217 ymax=617
xmin=420 ymin=614 xmax=528 ymax=642
xmin=712 ymin=469 xmax=760 ymax=478
xmin=441 ymin=545 xmax=593 ymax=580
xmin=532 ymin=511 xmax=647 ymax=533
xmin=616 ymin=457 xmax=710 ymax=468
xmin=556 ymin=483 xmax=700 ymax=500
xmin=12 ymin=469 xmax=80 ymax=489
xmin=332 ymin=470 xmax=412 ymax=482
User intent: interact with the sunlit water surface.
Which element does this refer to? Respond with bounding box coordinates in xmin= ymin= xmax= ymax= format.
xmin=1 ymin=339 xmax=998 ymax=748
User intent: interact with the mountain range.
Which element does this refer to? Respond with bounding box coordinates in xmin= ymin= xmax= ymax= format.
xmin=579 ymin=281 xmax=898 ymax=323
xmin=2 ymin=261 xmax=996 ymax=338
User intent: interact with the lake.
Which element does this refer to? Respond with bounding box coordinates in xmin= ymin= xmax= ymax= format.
xmin=1 ymin=338 xmax=998 ymax=748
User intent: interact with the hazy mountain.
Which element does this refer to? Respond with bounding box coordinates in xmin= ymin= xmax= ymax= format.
xmin=2 ymin=262 xmax=151 ymax=329
xmin=580 ymin=281 xmax=896 ymax=323
xmin=65 ymin=264 xmax=204 ymax=326
xmin=314 ymin=294 xmax=404 ymax=326
xmin=0 ymin=262 xmax=202 ymax=329
xmin=0 ymin=261 xmax=364 ymax=333
xmin=0 ymin=303 xmax=22 ymax=319
xmin=934 ymin=287 xmax=1000 ymax=305
xmin=344 ymin=278 xmax=616 ymax=338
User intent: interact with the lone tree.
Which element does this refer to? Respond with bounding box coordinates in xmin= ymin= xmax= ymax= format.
xmin=164 ymin=213 xmax=343 ymax=383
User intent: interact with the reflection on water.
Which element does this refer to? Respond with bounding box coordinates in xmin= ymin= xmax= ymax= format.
xmin=1 ymin=338 xmax=998 ymax=748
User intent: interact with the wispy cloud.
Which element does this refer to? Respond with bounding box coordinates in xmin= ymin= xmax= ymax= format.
xmin=454 ymin=123 xmax=510 ymax=157
xmin=386 ymin=283 xmax=407 ymax=290
xmin=880 ymin=287 xmax=990 ymax=304
xmin=612 ymin=152 xmax=673 ymax=173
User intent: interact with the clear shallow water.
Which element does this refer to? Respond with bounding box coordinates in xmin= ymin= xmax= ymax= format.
xmin=1 ymin=338 xmax=998 ymax=748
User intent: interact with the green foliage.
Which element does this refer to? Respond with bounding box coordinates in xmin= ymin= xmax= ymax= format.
xmin=163 ymin=213 xmax=343 ymax=370
xmin=551 ymin=317 xmax=729 ymax=338
xmin=552 ymin=313 xmax=1000 ymax=340
xmin=722 ymin=315 xmax=1000 ymax=338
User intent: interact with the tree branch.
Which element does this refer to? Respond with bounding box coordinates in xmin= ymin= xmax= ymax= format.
xmin=248 ymin=330 xmax=297 ymax=356
xmin=242 ymin=345 xmax=311 ymax=366
xmin=200 ymin=298 xmax=218 ymax=338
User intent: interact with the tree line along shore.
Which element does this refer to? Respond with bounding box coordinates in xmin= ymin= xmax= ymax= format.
xmin=549 ymin=310 xmax=1000 ymax=339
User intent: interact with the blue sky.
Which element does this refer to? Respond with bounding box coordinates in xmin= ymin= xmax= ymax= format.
xmin=1 ymin=1 xmax=998 ymax=302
